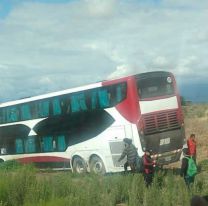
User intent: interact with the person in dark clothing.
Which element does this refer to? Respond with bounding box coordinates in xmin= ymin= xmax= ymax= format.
xmin=118 ymin=138 xmax=138 ymax=173
xmin=180 ymin=148 xmax=195 ymax=187
xmin=142 ymin=150 xmax=155 ymax=187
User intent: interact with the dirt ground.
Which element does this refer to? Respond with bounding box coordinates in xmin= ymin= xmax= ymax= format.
xmin=185 ymin=117 xmax=208 ymax=161
xmin=166 ymin=115 xmax=208 ymax=169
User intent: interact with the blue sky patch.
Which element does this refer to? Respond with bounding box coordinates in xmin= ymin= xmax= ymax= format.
xmin=0 ymin=0 xmax=12 ymax=19
xmin=0 ymin=0 xmax=73 ymax=19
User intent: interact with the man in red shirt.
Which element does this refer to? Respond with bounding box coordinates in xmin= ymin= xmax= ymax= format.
xmin=187 ymin=134 xmax=197 ymax=163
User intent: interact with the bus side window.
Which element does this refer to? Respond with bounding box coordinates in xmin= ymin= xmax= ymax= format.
xmin=91 ymin=90 xmax=98 ymax=110
xmin=20 ymin=104 xmax=31 ymax=121
xmin=57 ymin=135 xmax=66 ymax=151
xmin=0 ymin=109 xmax=3 ymax=124
xmin=31 ymin=102 xmax=38 ymax=119
xmin=52 ymin=98 xmax=62 ymax=115
xmin=71 ymin=92 xmax=87 ymax=112
xmin=116 ymin=83 xmax=127 ymax=103
xmin=38 ymin=100 xmax=49 ymax=117
xmin=60 ymin=96 xmax=70 ymax=114
xmin=7 ymin=106 xmax=19 ymax=122
xmin=15 ymin=138 xmax=24 ymax=154
xmin=25 ymin=136 xmax=36 ymax=153
xmin=98 ymin=89 xmax=110 ymax=108
xmin=1 ymin=108 xmax=7 ymax=124
xmin=65 ymin=97 xmax=71 ymax=114
xmin=116 ymin=85 xmax=122 ymax=102
xmin=42 ymin=136 xmax=53 ymax=152
xmin=107 ymin=86 xmax=116 ymax=106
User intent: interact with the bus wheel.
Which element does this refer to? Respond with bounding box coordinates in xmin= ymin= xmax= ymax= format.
xmin=90 ymin=156 xmax=106 ymax=174
xmin=72 ymin=157 xmax=87 ymax=174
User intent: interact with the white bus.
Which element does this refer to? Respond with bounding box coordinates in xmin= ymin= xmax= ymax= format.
xmin=0 ymin=71 xmax=185 ymax=173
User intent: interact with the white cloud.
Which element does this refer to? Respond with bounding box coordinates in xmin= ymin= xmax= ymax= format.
xmin=152 ymin=56 xmax=169 ymax=67
xmin=107 ymin=64 xmax=132 ymax=79
xmin=85 ymin=0 xmax=117 ymax=17
xmin=39 ymin=76 xmax=52 ymax=85
xmin=0 ymin=0 xmax=208 ymax=102
xmin=196 ymin=31 xmax=208 ymax=42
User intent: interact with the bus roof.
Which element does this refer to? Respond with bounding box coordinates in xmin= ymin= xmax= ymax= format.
xmin=0 ymin=71 xmax=171 ymax=108
xmin=0 ymin=74 xmax=132 ymax=108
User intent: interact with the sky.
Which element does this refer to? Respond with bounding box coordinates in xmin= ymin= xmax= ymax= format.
xmin=0 ymin=0 xmax=208 ymax=103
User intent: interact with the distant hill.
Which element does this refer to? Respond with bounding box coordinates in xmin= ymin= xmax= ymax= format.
xmin=179 ymin=83 xmax=208 ymax=103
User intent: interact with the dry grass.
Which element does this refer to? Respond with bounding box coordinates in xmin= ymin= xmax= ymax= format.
xmin=183 ymin=104 xmax=208 ymax=118
xmin=169 ymin=104 xmax=208 ymax=169
xmin=185 ymin=117 xmax=208 ymax=161
xmin=184 ymin=104 xmax=208 ymax=162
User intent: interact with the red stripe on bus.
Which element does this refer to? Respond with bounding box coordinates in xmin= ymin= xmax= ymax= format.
xmin=17 ymin=156 xmax=70 ymax=163
xmin=102 ymin=76 xmax=140 ymax=124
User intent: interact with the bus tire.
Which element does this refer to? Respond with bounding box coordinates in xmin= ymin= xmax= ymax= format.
xmin=90 ymin=156 xmax=106 ymax=174
xmin=72 ymin=156 xmax=87 ymax=174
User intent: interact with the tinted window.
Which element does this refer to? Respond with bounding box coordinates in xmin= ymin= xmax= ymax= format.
xmin=38 ymin=100 xmax=49 ymax=117
xmin=0 ymin=82 xmax=127 ymax=124
xmin=0 ymin=106 xmax=20 ymax=124
xmin=137 ymin=76 xmax=174 ymax=99
xmin=31 ymin=102 xmax=39 ymax=119
xmin=42 ymin=136 xmax=53 ymax=152
xmin=24 ymin=136 xmax=36 ymax=153
xmin=7 ymin=106 xmax=19 ymax=122
xmin=15 ymin=138 xmax=24 ymax=154
xmin=57 ymin=135 xmax=66 ymax=151
xmin=52 ymin=98 xmax=62 ymax=115
xmin=71 ymin=92 xmax=87 ymax=112
xmin=20 ymin=104 xmax=31 ymax=120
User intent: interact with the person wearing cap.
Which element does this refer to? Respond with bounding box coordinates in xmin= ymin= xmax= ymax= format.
xmin=142 ymin=149 xmax=155 ymax=187
xmin=118 ymin=138 xmax=138 ymax=173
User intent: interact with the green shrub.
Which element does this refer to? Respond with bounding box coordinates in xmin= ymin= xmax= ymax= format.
xmin=0 ymin=160 xmax=22 ymax=171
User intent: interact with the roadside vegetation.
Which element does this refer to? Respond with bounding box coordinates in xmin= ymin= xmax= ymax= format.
xmin=0 ymin=162 xmax=208 ymax=206
xmin=183 ymin=104 xmax=208 ymax=161
xmin=0 ymin=104 xmax=207 ymax=206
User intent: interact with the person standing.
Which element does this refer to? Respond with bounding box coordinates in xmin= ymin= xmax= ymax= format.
xmin=187 ymin=134 xmax=197 ymax=163
xmin=118 ymin=138 xmax=138 ymax=173
xmin=142 ymin=150 xmax=155 ymax=187
xmin=180 ymin=148 xmax=197 ymax=187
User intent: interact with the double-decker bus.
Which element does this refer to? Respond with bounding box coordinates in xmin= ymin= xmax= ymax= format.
xmin=0 ymin=71 xmax=185 ymax=173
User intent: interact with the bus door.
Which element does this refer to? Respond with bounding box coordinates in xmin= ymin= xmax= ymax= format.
xmin=107 ymin=125 xmax=128 ymax=167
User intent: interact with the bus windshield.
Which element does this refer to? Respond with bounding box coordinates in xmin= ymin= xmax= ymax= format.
xmin=137 ymin=75 xmax=174 ymax=99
